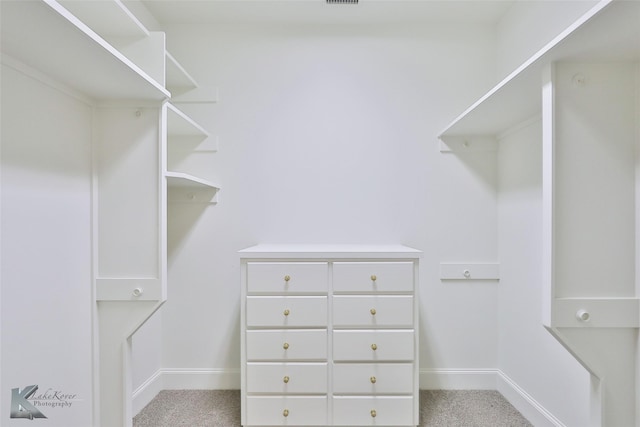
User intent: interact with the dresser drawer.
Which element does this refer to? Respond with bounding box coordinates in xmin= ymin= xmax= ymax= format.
xmin=333 ymin=363 xmax=413 ymax=395
xmin=333 ymin=262 xmax=413 ymax=293
xmin=247 ymin=296 xmax=327 ymax=327
xmin=333 ymin=330 xmax=414 ymax=361
xmin=246 ymin=396 xmax=328 ymax=426
xmin=247 ymin=363 xmax=327 ymax=394
xmin=247 ymin=330 xmax=327 ymax=361
xmin=247 ymin=262 xmax=328 ymax=294
xmin=333 ymin=295 xmax=413 ymax=328
xmin=332 ymin=396 xmax=414 ymax=426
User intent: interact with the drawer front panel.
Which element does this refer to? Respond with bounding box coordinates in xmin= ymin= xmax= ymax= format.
xmin=247 ymin=330 xmax=327 ymax=361
xmin=333 ymin=363 xmax=413 ymax=395
xmin=246 ymin=396 xmax=328 ymax=426
xmin=332 ymin=396 xmax=414 ymax=426
xmin=247 ymin=296 xmax=327 ymax=327
xmin=333 ymin=330 xmax=414 ymax=361
xmin=247 ymin=262 xmax=328 ymax=294
xmin=333 ymin=295 xmax=413 ymax=328
xmin=333 ymin=262 xmax=413 ymax=293
xmin=246 ymin=363 xmax=328 ymax=394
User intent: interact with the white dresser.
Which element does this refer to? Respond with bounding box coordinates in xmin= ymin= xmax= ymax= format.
xmin=240 ymin=244 xmax=421 ymax=427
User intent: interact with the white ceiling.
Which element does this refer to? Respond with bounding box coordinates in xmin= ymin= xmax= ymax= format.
xmin=140 ymin=0 xmax=515 ymax=25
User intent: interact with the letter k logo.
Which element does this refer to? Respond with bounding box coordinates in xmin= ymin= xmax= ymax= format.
xmin=10 ymin=385 xmax=47 ymax=419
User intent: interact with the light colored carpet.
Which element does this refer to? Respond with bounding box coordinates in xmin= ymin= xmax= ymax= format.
xmin=133 ymin=390 xmax=533 ymax=426
xmin=420 ymin=390 xmax=533 ymax=426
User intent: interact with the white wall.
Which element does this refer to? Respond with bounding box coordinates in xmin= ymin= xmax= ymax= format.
xmin=497 ymin=120 xmax=590 ymax=427
xmin=495 ymin=0 xmax=599 ymax=80
xmin=1 ymin=63 xmax=94 ymax=426
xmin=150 ymin=21 xmax=500 ymax=389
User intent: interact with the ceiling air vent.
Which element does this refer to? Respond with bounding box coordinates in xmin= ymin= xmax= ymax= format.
xmin=326 ymin=0 xmax=358 ymax=4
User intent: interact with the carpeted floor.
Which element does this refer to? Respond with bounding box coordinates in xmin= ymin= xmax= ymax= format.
xmin=133 ymin=389 xmax=533 ymax=426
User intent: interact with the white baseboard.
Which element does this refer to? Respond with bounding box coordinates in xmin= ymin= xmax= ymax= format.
xmin=132 ymin=370 xmax=164 ymax=416
xmin=421 ymin=368 xmax=566 ymax=427
xmin=420 ymin=368 xmax=498 ymax=389
xmin=161 ymin=368 xmax=241 ymax=390
xmin=132 ymin=368 xmax=240 ymax=416
xmin=497 ymin=371 xmax=566 ymax=427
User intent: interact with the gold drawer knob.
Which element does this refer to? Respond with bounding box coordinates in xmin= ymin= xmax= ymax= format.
xmin=370 ymin=308 xmax=376 ymax=315
xmin=283 ymin=342 xmax=290 ymax=350
xmin=284 ymin=275 xmax=291 ymax=282
xmin=283 ymin=409 xmax=289 ymax=417
xmin=371 ymin=343 xmax=377 ymax=351
xmin=283 ymin=309 xmax=290 ymax=316
xmin=371 ymin=409 xmax=377 ymax=418
xmin=283 ymin=376 xmax=290 ymax=384
xmin=370 ymin=274 xmax=377 ymax=282
xmin=370 ymin=376 xmax=377 ymax=384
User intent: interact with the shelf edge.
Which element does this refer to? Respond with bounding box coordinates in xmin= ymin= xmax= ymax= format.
xmin=43 ymin=0 xmax=170 ymax=99
xmin=437 ymin=0 xmax=613 ymax=139
xmin=166 ymin=103 xmax=210 ymax=137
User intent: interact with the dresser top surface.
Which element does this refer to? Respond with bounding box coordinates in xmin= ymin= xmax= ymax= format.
xmin=239 ymin=244 xmax=422 ymax=259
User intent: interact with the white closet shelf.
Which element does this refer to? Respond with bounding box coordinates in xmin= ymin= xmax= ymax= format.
xmin=166 ymin=103 xmax=209 ymax=137
xmin=57 ymin=0 xmax=149 ymax=39
xmin=166 ymin=172 xmax=219 ymax=190
xmin=0 ymin=0 xmax=169 ymax=102
xmin=166 ymin=51 xmax=198 ymax=93
xmin=166 ymin=172 xmax=220 ymax=204
xmin=165 ymin=51 xmax=219 ymax=102
xmin=438 ymin=0 xmax=640 ymax=141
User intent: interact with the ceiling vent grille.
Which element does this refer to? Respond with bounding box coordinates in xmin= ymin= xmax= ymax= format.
xmin=326 ymin=0 xmax=358 ymax=4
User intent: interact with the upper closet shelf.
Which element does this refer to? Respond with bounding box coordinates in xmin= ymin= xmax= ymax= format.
xmin=166 ymin=172 xmax=219 ymax=190
xmin=0 ymin=0 xmax=169 ymax=102
xmin=166 ymin=103 xmax=209 ymax=138
xmin=438 ymin=0 xmax=640 ymax=143
xmin=166 ymin=51 xmax=198 ymax=93
xmin=165 ymin=51 xmax=219 ymax=102
xmin=166 ymin=172 xmax=220 ymax=203
xmin=57 ymin=0 xmax=149 ymax=39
